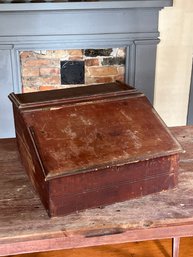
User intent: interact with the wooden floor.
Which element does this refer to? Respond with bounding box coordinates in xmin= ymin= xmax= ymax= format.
xmin=13 ymin=237 xmax=193 ymax=257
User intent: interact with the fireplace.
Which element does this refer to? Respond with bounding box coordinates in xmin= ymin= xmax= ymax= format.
xmin=0 ymin=0 xmax=172 ymax=138
xmin=19 ymin=48 xmax=125 ymax=92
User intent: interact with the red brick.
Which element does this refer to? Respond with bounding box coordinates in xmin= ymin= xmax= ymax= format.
xmin=20 ymin=51 xmax=35 ymax=60
xmin=22 ymin=68 xmax=39 ymax=77
xmin=22 ymin=86 xmax=39 ymax=93
xmin=85 ymin=76 xmax=113 ymax=85
xmin=39 ymin=86 xmax=56 ymax=91
xmin=68 ymin=50 xmax=83 ymax=56
xmin=69 ymin=56 xmax=83 ymax=61
xmin=40 ymin=68 xmax=60 ymax=76
xmin=87 ymin=66 xmax=118 ymax=77
xmin=39 ymin=76 xmax=60 ymax=85
xmin=114 ymin=75 xmax=125 ymax=82
xmin=23 ymin=76 xmax=60 ymax=87
xmin=23 ymin=59 xmax=53 ymax=67
xmin=85 ymin=58 xmax=100 ymax=66
xmin=51 ymin=59 xmax=60 ymax=67
xmin=117 ymin=66 xmax=125 ymax=74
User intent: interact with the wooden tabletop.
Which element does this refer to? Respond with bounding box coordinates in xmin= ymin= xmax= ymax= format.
xmin=0 ymin=126 xmax=193 ymax=256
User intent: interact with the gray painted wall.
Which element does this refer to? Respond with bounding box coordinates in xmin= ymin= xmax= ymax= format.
xmin=0 ymin=1 xmax=172 ymax=138
xmin=0 ymin=47 xmax=15 ymax=138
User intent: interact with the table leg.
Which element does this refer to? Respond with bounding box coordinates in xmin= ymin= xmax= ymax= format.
xmin=172 ymin=237 xmax=180 ymax=257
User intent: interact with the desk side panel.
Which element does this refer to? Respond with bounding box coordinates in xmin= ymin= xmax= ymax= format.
xmin=12 ymin=105 xmax=50 ymax=214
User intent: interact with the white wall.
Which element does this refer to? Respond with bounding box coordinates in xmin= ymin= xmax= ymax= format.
xmin=154 ymin=0 xmax=193 ymax=126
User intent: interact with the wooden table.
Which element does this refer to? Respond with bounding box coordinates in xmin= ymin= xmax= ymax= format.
xmin=0 ymin=126 xmax=193 ymax=257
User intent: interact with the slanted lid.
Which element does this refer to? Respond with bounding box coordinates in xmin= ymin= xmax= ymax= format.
xmin=10 ymin=82 xmax=183 ymax=180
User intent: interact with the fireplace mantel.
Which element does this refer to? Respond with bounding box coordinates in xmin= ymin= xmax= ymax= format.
xmin=0 ymin=1 xmax=172 ymax=11
xmin=0 ymin=0 xmax=172 ymax=138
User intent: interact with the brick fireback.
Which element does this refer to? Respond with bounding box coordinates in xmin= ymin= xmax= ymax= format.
xmin=19 ymin=48 xmax=126 ymax=93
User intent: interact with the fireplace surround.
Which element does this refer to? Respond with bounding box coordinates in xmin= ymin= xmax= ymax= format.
xmin=19 ymin=48 xmax=125 ymax=92
xmin=0 ymin=0 xmax=172 ymax=138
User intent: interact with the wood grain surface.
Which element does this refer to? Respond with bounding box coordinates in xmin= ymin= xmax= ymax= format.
xmin=0 ymin=126 xmax=193 ymax=256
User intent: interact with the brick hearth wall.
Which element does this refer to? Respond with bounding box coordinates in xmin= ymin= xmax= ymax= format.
xmin=20 ymin=48 xmax=125 ymax=93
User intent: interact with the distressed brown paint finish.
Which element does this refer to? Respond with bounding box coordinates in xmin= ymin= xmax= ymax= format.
xmin=9 ymin=82 xmax=182 ymax=217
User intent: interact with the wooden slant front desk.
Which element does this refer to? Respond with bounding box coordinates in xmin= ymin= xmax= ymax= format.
xmin=0 ymin=126 xmax=193 ymax=257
